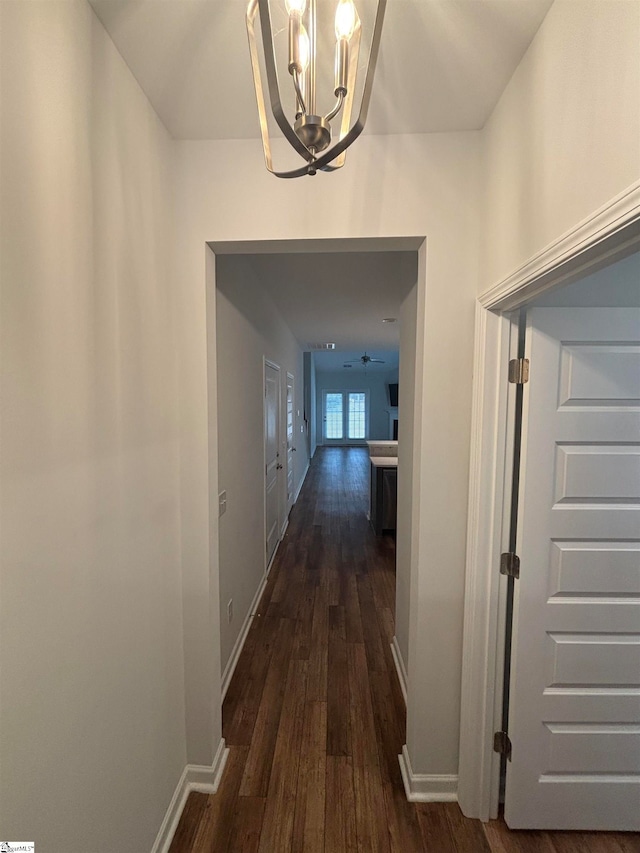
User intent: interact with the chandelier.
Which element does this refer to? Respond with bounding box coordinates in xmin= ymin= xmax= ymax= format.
xmin=246 ymin=0 xmax=386 ymax=177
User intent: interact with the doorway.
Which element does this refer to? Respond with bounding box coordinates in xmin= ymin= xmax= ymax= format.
xmin=211 ymin=237 xmax=423 ymax=740
xmin=264 ymin=359 xmax=281 ymax=570
xmin=459 ymin=219 xmax=640 ymax=824
xmin=322 ymin=389 xmax=369 ymax=444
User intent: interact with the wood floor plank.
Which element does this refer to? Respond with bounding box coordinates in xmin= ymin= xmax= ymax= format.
xmin=257 ymin=657 xmax=309 ymax=852
xmin=326 ymin=755 xmax=358 ymax=853
xmin=306 ymin=580 xmax=329 ymax=702
xmin=550 ymin=831 xmax=640 ymax=853
xmin=292 ymin=700 xmax=327 ymax=853
xmin=189 ymin=746 xmax=249 ymax=853
xmin=239 ymin=617 xmax=296 ymax=796
xmin=223 ymin=613 xmax=281 ymax=747
xmin=226 ymin=796 xmax=266 ymax=853
xmin=483 ymin=818 xmax=556 ymax=853
xmin=444 ymin=801 xmax=492 ymax=853
xmin=356 ymin=572 xmax=388 ymax=674
xmin=369 ymin=670 xmax=404 ymax=786
xmin=341 ymin=570 xmax=364 ymax=644
xmin=348 ymin=642 xmax=391 ymax=853
xmin=383 ymin=780 xmax=426 ymax=853
xmin=416 ymin=802 xmax=458 ymax=853
xmin=167 ymin=792 xmax=209 ymax=853
xmin=327 ymin=605 xmax=351 ymax=757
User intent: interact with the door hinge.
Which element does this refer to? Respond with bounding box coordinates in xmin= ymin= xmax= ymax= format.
xmin=500 ymin=552 xmax=520 ymax=579
xmin=508 ymin=357 xmax=529 ymax=384
xmin=493 ymin=731 xmax=512 ymax=760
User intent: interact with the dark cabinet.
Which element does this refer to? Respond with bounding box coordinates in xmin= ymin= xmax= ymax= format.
xmin=370 ymin=462 xmax=397 ymax=534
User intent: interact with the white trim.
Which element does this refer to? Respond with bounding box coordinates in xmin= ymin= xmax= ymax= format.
xmin=459 ymin=182 xmax=640 ymax=821
xmin=390 ymin=636 xmax=408 ymax=704
xmin=221 ymin=571 xmax=269 ymax=701
xmin=266 ymin=539 xmax=279 ymax=575
xmin=294 ymin=462 xmax=310 ymax=503
xmin=457 ymin=308 xmax=514 ymax=822
xmin=151 ymin=739 xmax=229 ymax=853
xmin=480 ymin=181 xmax=640 ymax=311
xmin=398 ymin=745 xmax=458 ymax=803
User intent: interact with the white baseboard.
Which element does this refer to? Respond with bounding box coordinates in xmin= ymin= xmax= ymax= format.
xmin=390 ymin=636 xmax=408 ymax=704
xmin=221 ymin=570 xmax=269 ymax=701
xmin=151 ymin=738 xmax=229 ymax=853
xmin=294 ymin=462 xmax=310 ymax=502
xmin=398 ymin=745 xmax=458 ymax=803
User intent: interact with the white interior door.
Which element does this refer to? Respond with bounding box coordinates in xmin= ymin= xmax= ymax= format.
xmin=505 ymin=307 xmax=640 ymax=830
xmin=286 ymin=374 xmax=295 ymax=515
xmin=264 ymin=361 xmax=281 ymax=568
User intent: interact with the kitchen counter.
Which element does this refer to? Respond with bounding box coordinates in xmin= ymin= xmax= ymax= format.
xmin=370 ymin=456 xmax=398 ymax=468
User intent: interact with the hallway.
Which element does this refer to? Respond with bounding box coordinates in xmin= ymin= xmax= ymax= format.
xmin=169 ymin=448 xmax=639 ymax=853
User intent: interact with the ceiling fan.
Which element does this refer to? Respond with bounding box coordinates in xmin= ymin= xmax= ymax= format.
xmin=343 ymin=352 xmax=386 ymax=367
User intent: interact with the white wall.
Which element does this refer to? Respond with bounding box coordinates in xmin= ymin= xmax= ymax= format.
xmin=215 ymin=255 xmax=310 ymax=674
xmin=175 ymin=131 xmax=481 ymax=779
xmin=481 ymin=0 xmax=640 ymax=290
xmin=0 ymin=3 xmax=186 ymax=850
xmin=315 ymin=369 xmax=396 ymax=443
xmin=395 ymin=284 xmax=418 ymax=671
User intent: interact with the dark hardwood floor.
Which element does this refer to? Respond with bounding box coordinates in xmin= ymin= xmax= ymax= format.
xmin=169 ymin=447 xmax=639 ymax=853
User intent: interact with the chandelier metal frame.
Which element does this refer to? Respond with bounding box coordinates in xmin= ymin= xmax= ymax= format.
xmin=246 ymin=0 xmax=386 ymax=178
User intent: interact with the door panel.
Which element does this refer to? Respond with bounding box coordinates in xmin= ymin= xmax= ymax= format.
xmin=505 ymin=308 xmax=640 ymax=831
xmin=265 ymin=362 xmax=280 ymax=567
xmin=323 ymin=391 xmax=344 ymax=441
xmin=286 ymin=374 xmax=294 ymax=514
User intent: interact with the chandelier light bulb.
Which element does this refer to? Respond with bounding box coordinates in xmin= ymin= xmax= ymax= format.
xmin=298 ymin=25 xmax=310 ymax=72
xmin=335 ymin=0 xmax=357 ymax=39
xmin=285 ymin=0 xmax=307 ymax=14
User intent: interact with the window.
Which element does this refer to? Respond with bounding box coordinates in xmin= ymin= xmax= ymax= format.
xmin=347 ymin=392 xmax=366 ymax=439
xmin=323 ymin=390 xmax=369 ymax=442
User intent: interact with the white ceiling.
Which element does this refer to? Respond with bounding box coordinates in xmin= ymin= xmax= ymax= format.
xmin=88 ymin=0 xmax=554 ymax=139
xmin=217 ymin=250 xmax=416 ymax=349
xmin=314 ymin=349 xmax=400 ymax=372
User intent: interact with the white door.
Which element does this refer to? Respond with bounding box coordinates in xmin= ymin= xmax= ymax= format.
xmin=264 ymin=361 xmax=281 ymax=568
xmin=505 ymin=308 xmax=640 ymax=830
xmin=286 ymin=374 xmax=295 ymax=515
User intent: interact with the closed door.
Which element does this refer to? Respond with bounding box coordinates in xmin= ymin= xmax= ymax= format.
xmin=505 ymin=307 xmax=640 ymax=830
xmin=322 ymin=390 xmax=368 ymax=443
xmin=264 ymin=361 xmax=281 ymax=568
xmin=286 ymin=374 xmax=295 ymax=515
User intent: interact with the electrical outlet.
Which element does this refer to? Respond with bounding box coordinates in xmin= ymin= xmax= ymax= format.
xmin=219 ymin=490 xmax=227 ymax=517
xmin=227 ymin=599 xmax=233 ymax=623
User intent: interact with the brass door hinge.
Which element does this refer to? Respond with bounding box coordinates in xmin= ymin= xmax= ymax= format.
xmin=508 ymin=358 xmax=529 ymax=384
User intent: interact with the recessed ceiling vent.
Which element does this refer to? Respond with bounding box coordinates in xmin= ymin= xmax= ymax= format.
xmin=308 ymin=342 xmax=336 ymax=350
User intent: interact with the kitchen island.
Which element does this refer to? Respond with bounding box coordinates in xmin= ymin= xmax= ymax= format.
xmin=367 ymin=442 xmax=398 ymax=535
